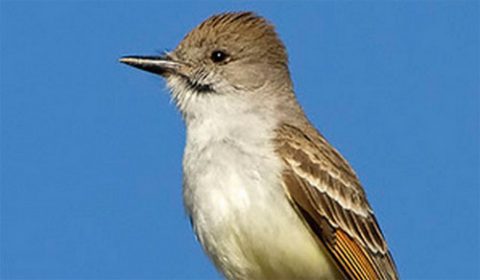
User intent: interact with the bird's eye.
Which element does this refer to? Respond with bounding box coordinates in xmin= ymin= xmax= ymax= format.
xmin=211 ymin=50 xmax=228 ymax=63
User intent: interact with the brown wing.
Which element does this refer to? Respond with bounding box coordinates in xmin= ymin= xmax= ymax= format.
xmin=275 ymin=123 xmax=398 ymax=280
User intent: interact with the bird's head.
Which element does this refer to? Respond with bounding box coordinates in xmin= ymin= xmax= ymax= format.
xmin=121 ymin=12 xmax=297 ymax=119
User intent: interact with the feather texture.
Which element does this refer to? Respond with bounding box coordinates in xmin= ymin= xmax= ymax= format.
xmin=275 ymin=123 xmax=398 ymax=280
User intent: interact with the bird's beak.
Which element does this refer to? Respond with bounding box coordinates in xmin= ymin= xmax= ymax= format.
xmin=119 ymin=55 xmax=182 ymax=77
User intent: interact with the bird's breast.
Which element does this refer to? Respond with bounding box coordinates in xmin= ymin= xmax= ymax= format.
xmin=182 ymin=133 xmax=342 ymax=280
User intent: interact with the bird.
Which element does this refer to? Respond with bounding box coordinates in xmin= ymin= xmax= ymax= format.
xmin=120 ymin=11 xmax=398 ymax=280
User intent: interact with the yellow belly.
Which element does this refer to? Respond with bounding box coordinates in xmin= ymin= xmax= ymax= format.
xmin=193 ymin=188 xmax=344 ymax=280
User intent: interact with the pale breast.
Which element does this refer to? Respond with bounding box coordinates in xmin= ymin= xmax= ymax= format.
xmin=182 ymin=138 xmax=342 ymax=280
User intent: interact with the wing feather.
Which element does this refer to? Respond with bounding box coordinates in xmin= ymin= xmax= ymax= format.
xmin=275 ymin=124 xmax=398 ymax=280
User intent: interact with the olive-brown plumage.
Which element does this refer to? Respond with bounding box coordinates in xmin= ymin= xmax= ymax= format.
xmin=121 ymin=11 xmax=398 ymax=280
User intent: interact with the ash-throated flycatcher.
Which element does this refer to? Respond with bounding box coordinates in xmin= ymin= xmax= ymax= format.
xmin=120 ymin=12 xmax=398 ymax=280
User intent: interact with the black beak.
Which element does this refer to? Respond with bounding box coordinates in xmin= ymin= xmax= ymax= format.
xmin=119 ymin=55 xmax=182 ymax=76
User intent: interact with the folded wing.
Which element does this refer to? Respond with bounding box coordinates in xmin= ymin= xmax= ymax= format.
xmin=275 ymin=124 xmax=398 ymax=280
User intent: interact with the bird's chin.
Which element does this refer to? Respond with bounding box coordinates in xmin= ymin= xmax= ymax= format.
xmin=186 ymin=78 xmax=214 ymax=93
xmin=166 ymin=75 xmax=215 ymax=112
xmin=168 ymin=75 xmax=214 ymax=94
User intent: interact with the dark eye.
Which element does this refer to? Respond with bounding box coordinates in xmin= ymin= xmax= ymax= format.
xmin=211 ymin=50 xmax=228 ymax=63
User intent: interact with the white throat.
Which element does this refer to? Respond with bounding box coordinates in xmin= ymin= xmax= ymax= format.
xmin=168 ymin=75 xmax=279 ymax=148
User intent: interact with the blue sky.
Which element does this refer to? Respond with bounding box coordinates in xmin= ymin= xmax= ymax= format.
xmin=1 ymin=1 xmax=478 ymax=279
